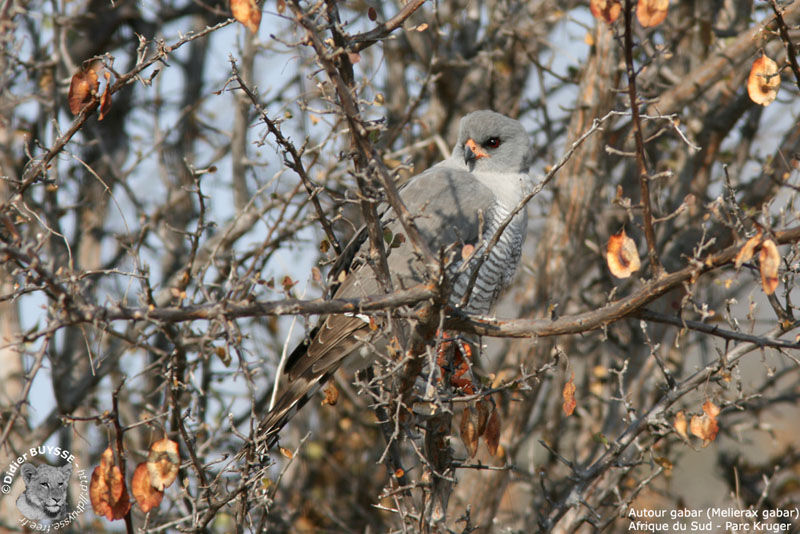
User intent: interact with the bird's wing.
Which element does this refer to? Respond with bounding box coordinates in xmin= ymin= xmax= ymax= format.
xmin=259 ymin=166 xmax=498 ymax=441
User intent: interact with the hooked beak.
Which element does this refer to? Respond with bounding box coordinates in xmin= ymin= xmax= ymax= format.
xmin=464 ymin=138 xmax=489 ymax=167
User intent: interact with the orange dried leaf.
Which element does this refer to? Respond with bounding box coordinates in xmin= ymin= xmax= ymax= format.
xmin=747 ymin=54 xmax=780 ymax=106
xmin=606 ymin=228 xmax=640 ymax=278
xmin=90 ymin=448 xmax=131 ymax=521
xmin=734 ymin=231 xmax=762 ymax=270
xmin=321 ymin=383 xmax=339 ymax=406
xmin=461 ymin=243 xmax=475 ymax=260
xmin=276 ymin=0 xmax=285 ymax=15
xmin=674 ymin=410 xmax=688 ymax=440
xmin=231 ymin=0 xmax=261 ymax=33
xmin=68 ymin=66 xmax=99 ymax=115
xmin=459 ymin=407 xmax=479 ymax=458
xmin=702 ymin=400 xmax=720 ymax=418
xmin=759 ymin=239 xmax=780 ymax=295
xmin=475 ymin=398 xmax=490 ymax=436
xmin=562 ymin=372 xmax=577 ymax=416
xmin=590 ymin=0 xmax=621 ymax=23
xmin=637 ymin=0 xmax=669 ymax=27
xmin=280 ymin=446 xmax=293 ymax=459
xmin=146 ymin=438 xmax=180 ymax=491
xmin=484 ymin=408 xmax=501 ymax=456
xmin=99 ymin=70 xmax=112 ymax=121
xmin=131 ymin=463 xmax=164 ymax=513
xmin=690 ymin=401 xmax=720 ymax=447
xmin=394 ymin=468 xmax=404 ymax=478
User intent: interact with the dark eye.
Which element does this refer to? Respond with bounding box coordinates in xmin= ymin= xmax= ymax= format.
xmin=483 ymin=137 xmax=501 ymax=149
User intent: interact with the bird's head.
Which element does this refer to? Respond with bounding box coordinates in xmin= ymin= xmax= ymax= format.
xmin=454 ymin=110 xmax=532 ymax=174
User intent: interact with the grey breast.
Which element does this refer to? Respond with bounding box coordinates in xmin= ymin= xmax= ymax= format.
xmin=339 ymin=164 xmax=524 ymax=315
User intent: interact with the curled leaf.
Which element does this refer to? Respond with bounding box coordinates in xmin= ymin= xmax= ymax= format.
xmin=321 ymin=383 xmax=339 ymax=406
xmin=590 ymin=0 xmax=622 ymax=23
xmin=90 ymin=447 xmax=131 ymax=521
xmin=231 ymin=0 xmax=261 ymax=33
xmin=146 ymin=438 xmax=180 ymax=491
xmin=562 ymin=372 xmax=577 ymax=416
xmin=606 ymin=228 xmax=641 ymax=278
xmin=637 ymin=0 xmax=669 ymax=27
xmin=131 ymin=463 xmax=164 ymax=513
xmin=68 ymin=65 xmax=99 ymax=115
xmin=485 ymin=408 xmax=501 ymax=456
xmin=734 ymin=231 xmax=762 ymax=270
xmin=99 ymin=70 xmax=112 ymax=121
xmin=747 ymin=54 xmax=780 ymax=106
xmin=674 ymin=411 xmax=688 ymax=441
xmin=759 ymin=239 xmax=780 ymax=295
xmin=459 ymin=407 xmax=479 ymax=458
xmin=689 ymin=401 xmax=720 ymax=447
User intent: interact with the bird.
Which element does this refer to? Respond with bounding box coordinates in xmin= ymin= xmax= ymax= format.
xmin=257 ymin=110 xmax=533 ymax=449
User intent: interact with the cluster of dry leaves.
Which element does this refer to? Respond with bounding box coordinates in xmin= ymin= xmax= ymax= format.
xmin=674 ymin=401 xmax=721 ymax=448
xmin=67 ymin=61 xmax=113 ymax=120
xmin=606 ymin=225 xmax=783 ymax=296
xmin=590 ymin=0 xmax=783 ymax=107
xmin=89 ymin=439 xmax=180 ymax=521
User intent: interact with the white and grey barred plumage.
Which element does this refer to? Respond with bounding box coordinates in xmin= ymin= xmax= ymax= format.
xmin=257 ymin=110 xmax=533 ymax=449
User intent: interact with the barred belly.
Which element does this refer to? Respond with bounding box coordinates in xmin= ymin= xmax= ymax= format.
xmin=450 ymin=204 xmax=526 ymax=315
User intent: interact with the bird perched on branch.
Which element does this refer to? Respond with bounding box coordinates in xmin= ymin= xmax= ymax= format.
xmin=258 ymin=110 xmax=533 ymax=449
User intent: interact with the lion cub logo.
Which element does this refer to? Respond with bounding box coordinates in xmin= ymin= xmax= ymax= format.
xmin=15 ymin=462 xmax=73 ymax=522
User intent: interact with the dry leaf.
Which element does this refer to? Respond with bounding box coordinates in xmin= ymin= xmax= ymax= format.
xmin=276 ymin=0 xmax=285 ymax=15
xmin=759 ymin=239 xmax=780 ymax=295
xmin=485 ymin=408 xmax=501 ymax=456
xmin=281 ymin=275 xmax=295 ymax=291
xmin=367 ymin=6 xmax=377 ymax=21
xmin=280 ymin=447 xmax=293 ymax=459
xmin=90 ymin=447 xmax=131 ymax=521
xmin=674 ymin=410 xmax=688 ymax=440
xmin=459 ymin=408 xmax=479 ymax=458
xmin=231 ymin=0 xmax=261 ymax=33
xmin=590 ymin=0 xmax=622 ymax=23
xmin=562 ymin=372 xmax=577 ymax=416
xmin=689 ymin=401 xmax=720 ymax=447
xmin=475 ymin=398 xmax=490 ymax=436
xmin=637 ymin=0 xmax=669 ymax=27
xmin=747 ymin=54 xmax=780 ymax=106
xmin=146 ymin=439 xmax=180 ymax=491
xmin=321 ymin=383 xmax=339 ymax=406
xmin=461 ymin=243 xmax=475 ymax=260
xmin=99 ymin=70 xmax=112 ymax=121
xmin=606 ymin=228 xmax=641 ymax=278
xmin=68 ymin=65 xmax=99 ymax=115
xmin=734 ymin=231 xmax=762 ymax=270
xmin=131 ymin=463 xmax=164 ymax=513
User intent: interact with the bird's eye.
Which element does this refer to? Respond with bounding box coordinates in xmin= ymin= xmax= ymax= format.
xmin=483 ymin=137 xmax=501 ymax=149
